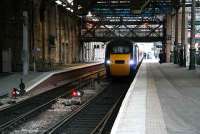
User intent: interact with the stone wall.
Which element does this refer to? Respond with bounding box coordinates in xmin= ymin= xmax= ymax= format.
xmin=0 ymin=0 xmax=81 ymax=72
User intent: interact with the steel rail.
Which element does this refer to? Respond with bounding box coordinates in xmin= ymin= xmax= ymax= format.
xmin=0 ymin=67 xmax=105 ymax=133
xmin=44 ymin=85 xmax=106 ymax=134
xmin=44 ymin=81 xmax=131 ymax=134
xmin=90 ymin=94 xmax=122 ymax=134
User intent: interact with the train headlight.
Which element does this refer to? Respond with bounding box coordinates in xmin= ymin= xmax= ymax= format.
xmin=106 ymin=60 xmax=111 ymax=64
xmin=129 ymin=60 xmax=134 ymax=65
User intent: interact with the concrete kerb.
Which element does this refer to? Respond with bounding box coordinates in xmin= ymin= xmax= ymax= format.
xmin=25 ymin=62 xmax=103 ymax=93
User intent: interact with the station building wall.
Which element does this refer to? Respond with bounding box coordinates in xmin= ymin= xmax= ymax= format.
xmin=0 ymin=0 xmax=81 ymax=72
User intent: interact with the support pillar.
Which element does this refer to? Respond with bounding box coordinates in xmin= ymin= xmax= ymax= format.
xmin=75 ymin=25 xmax=79 ymax=62
xmin=174 ymin=8 xmax=179 ymax=64
xmin=189 ymin=0 xmax=196 ymax=70
xmin=68 ymin=18 xmax=73 ymax=64
xmin=185 ymin=14 xmax=189 ymax=67
xmin=72 ymin=23 xmax=76 ymax=63
xmin=165 ymin=15 xmax=172 ymax=63
xmin=181 ymin=0 xmax=186 ymax=67
xmin=171 ymin=15 xmax=175 ymax=63
xmin=22 ymin=11 xmax=29 ymax=75
xmin=55 ymin=5 xmax=60 ymax=63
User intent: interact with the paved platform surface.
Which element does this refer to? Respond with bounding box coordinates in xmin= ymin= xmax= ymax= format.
xmin=111 ymin=60 xmax=200 ymax=134
xmin=0 ymin=72 xmax=50 ymax=97
xmin=0 ymin=63 xmax=100 ymax=97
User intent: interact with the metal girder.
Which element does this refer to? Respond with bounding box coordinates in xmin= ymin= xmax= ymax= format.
xmin=94 ymin=3 xmax=130 ymax=8
xmin=79 ymin=0 xmax=177 ymax=43
xmin=81 ymin=37 xmax=163 ymax=42
xmin=146 ymin=24 xmax=162 ymax=37
xmin=85 ymin=20 xmax=163 ymax=25
xmin=81 ymin=20 xmax=163 ymax=42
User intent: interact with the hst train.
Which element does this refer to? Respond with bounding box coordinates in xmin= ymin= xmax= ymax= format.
xmin=105 ymin=39 xmax=143 ymax=77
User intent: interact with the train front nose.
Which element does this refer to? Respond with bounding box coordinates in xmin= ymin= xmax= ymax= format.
xmin=110 ymin=54 xmax=130 ymax=76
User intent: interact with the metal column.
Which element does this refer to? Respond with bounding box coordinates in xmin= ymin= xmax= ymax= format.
xmin=174 ymin=8 xmax=179 ymax=64
xmin=189 ymin=0 xmax=196 ymax=70
xmin=181 ymin=0 xmax=186 ymax=67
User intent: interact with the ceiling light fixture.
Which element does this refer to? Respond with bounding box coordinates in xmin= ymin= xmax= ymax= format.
xmin=55 ymin=0 xmax=62 ymax=5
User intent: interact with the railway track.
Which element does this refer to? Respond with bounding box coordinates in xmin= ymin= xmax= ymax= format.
xmin=0 ymin=86 xmax=67 ymax=132
xmin=0 ymin=61 xmax=136 ymax=134
xmin=0 ymin=67 xmax=104 ymax=133
xmin=45 ymin=79 xmax=132 ymax=134
xmin=0 ymin=90 xmax=72 ymax=133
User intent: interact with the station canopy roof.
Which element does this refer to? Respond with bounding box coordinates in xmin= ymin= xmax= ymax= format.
xmin=55 ymin=0 xmax=200 ymax=42
xmin=73 ymin=0 xmax=181 ymax=42
xmin=77 ymin=0 xmax=179 ymax=18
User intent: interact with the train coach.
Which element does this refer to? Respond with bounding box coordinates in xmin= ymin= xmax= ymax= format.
xmin=105 ymin=39 xmax=143 ymax=77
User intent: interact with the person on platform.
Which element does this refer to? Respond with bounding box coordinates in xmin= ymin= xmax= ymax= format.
xmin=159 ymin=50 xmax=164 ymax=64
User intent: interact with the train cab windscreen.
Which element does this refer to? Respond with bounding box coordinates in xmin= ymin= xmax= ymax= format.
xmin=111 ymin=46 xmax=131 ymax=54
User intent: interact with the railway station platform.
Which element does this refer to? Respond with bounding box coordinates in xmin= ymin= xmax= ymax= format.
xmin=111 ymin=60 xmax=200 ymax=134
xmin=0 ymin=63 xmax=101 ymax=98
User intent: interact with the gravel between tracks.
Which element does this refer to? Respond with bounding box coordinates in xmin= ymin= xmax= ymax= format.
xmin=9 ymin=81 xmax=108 ymax=134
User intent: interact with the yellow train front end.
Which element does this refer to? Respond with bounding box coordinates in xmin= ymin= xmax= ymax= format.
xmin=105 ymin=39 xmax=136 ymax=77
xmin=109 ymin=54 xmax=131 ymax=76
